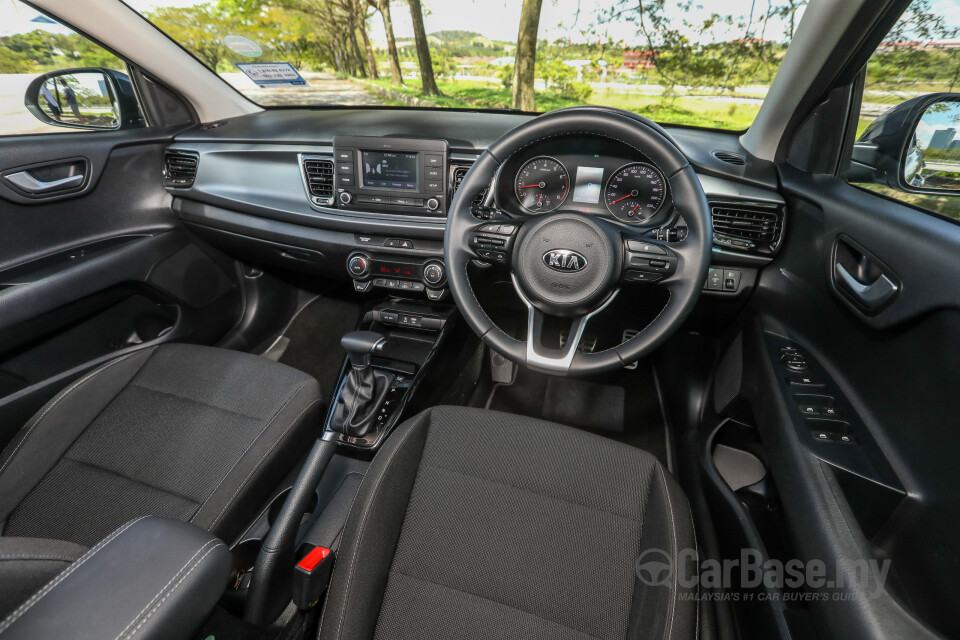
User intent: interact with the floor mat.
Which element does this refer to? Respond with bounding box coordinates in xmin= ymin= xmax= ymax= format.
xmin=487 ymin=363 xmax=670 ymax=468
xmin=274 ymin=293 xmax=364 ymax=404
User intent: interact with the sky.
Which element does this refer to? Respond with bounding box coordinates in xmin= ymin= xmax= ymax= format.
xmin=4 ymin=0 xmax=960 ymax=47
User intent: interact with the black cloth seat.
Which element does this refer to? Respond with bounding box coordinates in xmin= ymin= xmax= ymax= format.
xmin=318 ymin=405 xmax=698 ymax=640
xmin=0 ymin=343 xmax=321 ymax=614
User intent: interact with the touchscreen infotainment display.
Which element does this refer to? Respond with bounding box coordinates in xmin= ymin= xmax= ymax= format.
xmin=361 ymin=151 xmax=419 ymax=190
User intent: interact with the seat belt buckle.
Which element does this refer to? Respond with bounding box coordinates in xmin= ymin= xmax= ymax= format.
xmin=292 ymin=545 xmax=335 ymax=609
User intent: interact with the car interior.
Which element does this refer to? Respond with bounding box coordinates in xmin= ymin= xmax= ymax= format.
xmin=0 ymin=0 xmax=958 ymax=639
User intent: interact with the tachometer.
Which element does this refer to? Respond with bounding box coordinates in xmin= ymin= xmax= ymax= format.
xmin=515 ymin=156 xmax=569 ymax=213
xmin=604 ymin=162 xmax=667 ymax=223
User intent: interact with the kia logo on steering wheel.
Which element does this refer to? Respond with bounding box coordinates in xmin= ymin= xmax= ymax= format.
xmin=543 ymin=249 xmax=587 ymax=272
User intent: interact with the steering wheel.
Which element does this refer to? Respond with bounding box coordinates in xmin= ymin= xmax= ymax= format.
xmin=444 ymin=107 xmax=711 ymax=376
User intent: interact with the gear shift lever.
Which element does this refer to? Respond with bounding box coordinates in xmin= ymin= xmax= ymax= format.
xmin=341 ymin=331 xmax=387 ymax=367
xmin=329 ymin=331 xmax=395 ymax=438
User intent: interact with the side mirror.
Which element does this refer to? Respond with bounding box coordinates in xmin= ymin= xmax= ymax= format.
xmin=24 ymin=68 xmax=144 ymax=131
xmin=848 ymin=92 xmax=960 ymax=196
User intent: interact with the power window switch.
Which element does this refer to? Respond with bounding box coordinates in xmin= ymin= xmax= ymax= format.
xmin=822 ymin=407 xmax=843 ymax=419
xmin=787 ymin=375 xmax=825 ymax=388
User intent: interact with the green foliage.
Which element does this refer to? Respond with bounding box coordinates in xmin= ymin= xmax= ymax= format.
xmin=0 ymin=29 xmax=125 ymax=73
xmin=0 ymin=47 xmax=35 ymax=73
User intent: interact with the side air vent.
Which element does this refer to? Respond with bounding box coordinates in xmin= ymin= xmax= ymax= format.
xmin=301 ymin=155 xmax=334 ymax=205
xmin=162 ymin=150 xmax=199 ymax=187
xmin=452 ymin=165 xmax=488 ymax=205
xmin=710 ymin=201 xmax=784 ymax=254
xmin=713 ymin=151 xmax=746 ymax=165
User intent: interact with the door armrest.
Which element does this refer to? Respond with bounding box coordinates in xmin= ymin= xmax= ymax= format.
xmin=0 ymin=516 xmax=229 ymax=640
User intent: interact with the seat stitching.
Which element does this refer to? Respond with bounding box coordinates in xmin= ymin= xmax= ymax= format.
xmin=420 ymin=462 xmax=643 ymax=524
xmin=203 ymin=397 xmax=320 ymax=530
xmin=128 ymin=383 xmax=265 ymax=421
xmin=325 ymin=411 xmax=430 ymax=640
xmin=123 ymin=542 xmax=224 ymax=640
xmin=113 ymin=539 xmax=220 ymax=640
xmin=687 ymin=497 xmax=699 ymax=640
xmin=0 ymin=352 xmax=142 ymax=481
xmin=191 ymin=380 xmax=311 ymax=526
xmin=0 ymin=555 xmax=77 ymax=562
xmin=655 ymin=463 xmax=678 ymax=640
xmin=0 ymin=516 xmax=147 ymax=634
xmin=387 ymin=569 xmax=603 ymax=640
xmin=60 ymin=457 xmax=202 ymax=506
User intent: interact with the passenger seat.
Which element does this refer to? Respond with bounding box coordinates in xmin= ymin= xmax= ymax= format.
xmin=0 ymin=343 xmax=321 ymax=616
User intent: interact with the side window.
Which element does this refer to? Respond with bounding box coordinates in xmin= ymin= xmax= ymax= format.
xmin=0 ymin=1 xmax=140 ymax=136
xmin=846 ymin=0 xmax=960 ymax=222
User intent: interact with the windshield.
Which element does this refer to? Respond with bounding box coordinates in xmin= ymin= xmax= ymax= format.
xmin=122 ymin=0 xmax=810 ymax=131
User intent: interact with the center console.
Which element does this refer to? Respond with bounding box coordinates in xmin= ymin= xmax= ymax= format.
xmin=333 ymin=135 xmax=449 ymax=216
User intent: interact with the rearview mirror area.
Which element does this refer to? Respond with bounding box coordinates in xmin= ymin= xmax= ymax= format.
xmin=848 ymin=92 xmax=960 ymax=197
xmin=24 ymin=68 xmax=144 ymax=131
xmin=908 ymin=99 xmax=960 ymax=192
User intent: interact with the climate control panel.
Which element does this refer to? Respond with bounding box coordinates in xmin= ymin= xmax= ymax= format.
xmin=346 ymin=252 xmax=446 ymax=301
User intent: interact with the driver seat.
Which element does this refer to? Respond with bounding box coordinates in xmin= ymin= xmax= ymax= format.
xmin=318 ymin=405 xmax=697 ymax=640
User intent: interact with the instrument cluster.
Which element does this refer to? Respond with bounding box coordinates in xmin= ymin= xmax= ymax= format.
xmin=495 ymin=136 xmax=675 ymax=227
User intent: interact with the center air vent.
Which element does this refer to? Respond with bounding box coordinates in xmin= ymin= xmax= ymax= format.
xmin=711 ymin=201 xmax=784 ymax=254
xmin=301 ymin=155 xmax=334 ymax=205
xmin=452 ymin=165 xmax=488 ymax=205
xmin=162 ymin=150 xmax=198 ymax=187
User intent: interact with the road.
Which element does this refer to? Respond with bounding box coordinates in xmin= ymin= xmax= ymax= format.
xmin=0 ymin=74 xmax=76 ymax=135
xmin=220 ymin=71 xmax=384 ymax=107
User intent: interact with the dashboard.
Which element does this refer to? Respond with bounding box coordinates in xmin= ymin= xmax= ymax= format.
xmin=163 ymin=108 xmax=786 ymax=301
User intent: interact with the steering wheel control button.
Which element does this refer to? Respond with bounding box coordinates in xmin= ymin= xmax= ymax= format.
xmin=625 ymin=270 xmax=664 ymax=283
xmin=423 ymin=262 xmax=446 ymax=286
xmin=626 ymin=240 xmax=667 ymax=255
xmin=348 ymin=254 xmax=370 ymax=278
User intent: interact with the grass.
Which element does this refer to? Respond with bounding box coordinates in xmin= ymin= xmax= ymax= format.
xmin=365 ymin=78 xmax=760 ymax=130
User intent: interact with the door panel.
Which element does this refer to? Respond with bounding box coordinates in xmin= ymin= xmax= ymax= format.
xmin=742 ymin=165 xmax=960 ymax=639
xmin=0 ymin=130 xmax=242 ymax=445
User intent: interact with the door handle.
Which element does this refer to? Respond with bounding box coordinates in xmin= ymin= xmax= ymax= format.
xmin=4 ymin=171 xmax=84 ymax=194
xmin=834 ymin=262 xmax=899 ymax=310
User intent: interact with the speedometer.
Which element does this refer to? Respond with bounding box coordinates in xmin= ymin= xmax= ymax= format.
xmin=604 ymin=163 xmax=667 ymax=223
xmin=515 ymin=156 xmax=569 ymax=213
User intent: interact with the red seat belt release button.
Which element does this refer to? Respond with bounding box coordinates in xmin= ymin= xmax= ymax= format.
xmin=293 ymin=546 xmax=335 ymax=609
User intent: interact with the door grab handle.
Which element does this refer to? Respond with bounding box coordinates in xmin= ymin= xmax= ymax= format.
xmin=834 ymin=262 xmax=898 ymax=309
xmin=4 ymin=171 xmax=84 ymax=194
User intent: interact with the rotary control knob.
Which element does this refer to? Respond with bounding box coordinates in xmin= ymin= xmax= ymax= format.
xmin=339 ymin=192 xmax=353 ymax=205
xmin=347 ymin=253 xmax=369 ymax=278
xmin=426 ymin=197 xmax=440 ymax=212
xmin=423 ymin=261 xmax=446 ymax=287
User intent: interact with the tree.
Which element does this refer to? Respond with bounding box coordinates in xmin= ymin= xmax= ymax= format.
xmin=150 ymin=5 xmax=235 ymax=71
xmin=359 ymin=4 xmax=379 ymax=79
xmin=368 ymin=0 xmax=404 ymax=85
xmin=512 ymin=0 xmax=543 ymax=111
xmin=406 ymin=0 xmax=440 ymax=96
